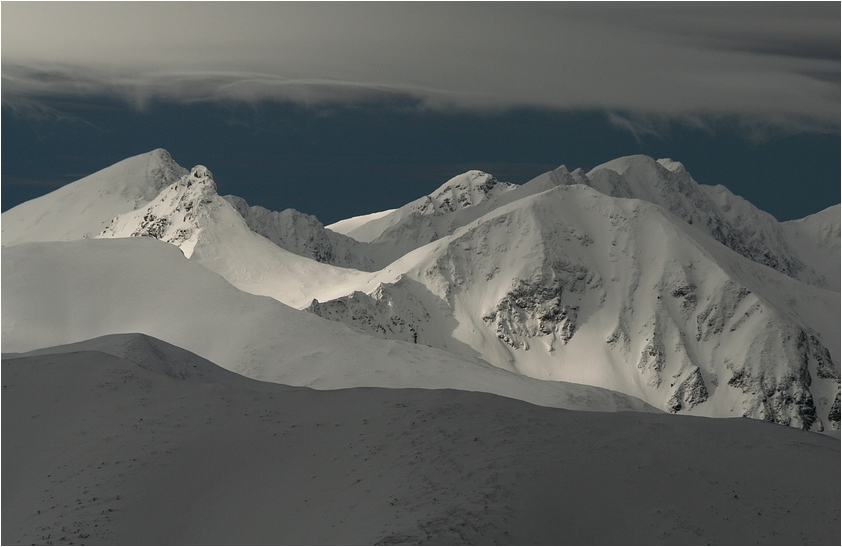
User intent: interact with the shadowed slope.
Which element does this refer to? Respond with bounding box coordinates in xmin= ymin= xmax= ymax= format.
xmin=3 ymin=344 xmax=839 ymax=545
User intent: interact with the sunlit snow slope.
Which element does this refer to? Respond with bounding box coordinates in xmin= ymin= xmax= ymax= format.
xmin=1 ymin=238 xmax=653 ymax=413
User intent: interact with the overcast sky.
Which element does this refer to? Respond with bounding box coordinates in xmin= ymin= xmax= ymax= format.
xmin=2 ymin=2 xmax=839 ymax=222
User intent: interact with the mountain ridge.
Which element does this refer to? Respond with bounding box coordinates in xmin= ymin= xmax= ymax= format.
xmin=2 ymin=148 xmax=838 ymax=430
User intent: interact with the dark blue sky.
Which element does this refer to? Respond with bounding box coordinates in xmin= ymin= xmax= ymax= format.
xmin=2 ymin=3 xmax=838 ymax=224
xmin=2 ymin=99 xmax=838 ymax=223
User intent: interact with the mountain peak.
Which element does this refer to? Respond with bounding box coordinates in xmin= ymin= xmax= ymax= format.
xmin=0 ymin=148 xmax=188 ymax=245
xmin=588 ymin=154 xmax=664 ymax=177
xmin=656 ymin=158 xmax=687 ymax=173
xmin=416 ymin=170 xmax=515 ymax=215
xmin=98 ymin=164 xmax=220 ymax=257
xmin=184 ymin=165 xmax=216 ymax=189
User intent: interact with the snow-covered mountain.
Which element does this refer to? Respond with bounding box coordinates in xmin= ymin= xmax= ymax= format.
xmin=328 ymin=170 xmax=517 ymax=244
xmin=2 ymin=149 xmax=838 ymax=431
xmin=96 ymin=164 xmax=371 ymax=308
xmin=1 ymin=148 xmax=186 ymax=245
xmin=310 ymin=183 xmax=840 ymax=430
xmin=576 ymin=155 xmax=830 ymax=288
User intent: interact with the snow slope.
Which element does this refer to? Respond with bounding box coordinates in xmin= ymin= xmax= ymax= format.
xmin=224 ymin=195 xmax=378 ymax=271
xmin=1 ymin=149 xmax=186 ymax=246
xmin=781 ymin=204 xmax=841 ymax=292
xmin=1 ymin=152 xmax=374 ymax=308
xmin=3 ymin=343 xmax=838 ymax=544
xmin=325 ymin=207 xmax=397 ymax=235
xmin=1 ymin=237 xmax=654 ymax=413
xmin=2 ymin=333 xmax=266 ymax=389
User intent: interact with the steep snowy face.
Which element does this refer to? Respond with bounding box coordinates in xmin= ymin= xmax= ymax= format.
xmin=99 ymin=166 xmax=218 ymax=258
xmin=224 ymin=195 xmax=377 ymax=271
xmin=310 ymin=185 xmax=840 ymax=431
xmin=1 ymin=148 xmax=187 ymax=245
xmin=580 ymin=155 xmax=821 ymax=286
xmin=225 ymin=173 xmax=520 ymax=272
xmin=781 ymin=204 xmax=841 ymax=292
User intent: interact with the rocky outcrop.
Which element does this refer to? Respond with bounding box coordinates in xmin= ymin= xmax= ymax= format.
xmin=829 ymin=390 xmax=841 ymax=430
xmin=98 ymin=165 xmax=217 ymax=255
xmin=667 ymin=367 xmax=710 ymax=413
xmin=307 ymin=280 xmax=432 ymax=346
xmin=482 ymin=262 xmax=600 ymax=351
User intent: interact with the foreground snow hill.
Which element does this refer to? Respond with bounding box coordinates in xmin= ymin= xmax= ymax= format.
xmin=3 ymin=339 xmax=839 ymax=545
xmin=1 ymin=238 xmax=653 ymax=413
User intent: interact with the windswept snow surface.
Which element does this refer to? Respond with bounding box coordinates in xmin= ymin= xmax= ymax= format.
xmin=3 ymin=333 xmax=265 ymax=389
xmin=3 ymin=342 xmax=839 ymax=545
xmin=224 ymin=194 xmax=378 ymax=271
xmin=325 ymin=208 xmax=397 ymax=237
xmin=332 ymin=170 xmax=517 ymax=244
xmin=1 ymin=238 xmax=653 ymax=414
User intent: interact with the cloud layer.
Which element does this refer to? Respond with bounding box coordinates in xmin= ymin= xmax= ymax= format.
xmin=2 ymin=3 xmax=839 ymax=131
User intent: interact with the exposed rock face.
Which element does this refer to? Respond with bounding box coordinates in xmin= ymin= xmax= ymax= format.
xmin=307 ymin=281 xmax=430 ymax=346
xmin=482 ymin=262 xmax=599 ymax=351
xmin=98 ymin=165 xmax=218 ymax=256
xmin=667 ymin=368 xmax=710 ymax=413
xmin=722 ymin=325 xmax=839 ymax=431
xmin=829 ymin=390 xmax=841 ymax=430
xmin=695 ymin=282 xmax=752 ymax=342
xmin=636 ymin=324 xmax=668 ymax=388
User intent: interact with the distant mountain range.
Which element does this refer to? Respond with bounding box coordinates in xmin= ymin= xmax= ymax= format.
xmin=3 ymin=148 xmax=839 ymax=430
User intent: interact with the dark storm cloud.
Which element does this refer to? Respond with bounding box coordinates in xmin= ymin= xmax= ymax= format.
xmin=2 ymin=2 xmax=839 ymax=131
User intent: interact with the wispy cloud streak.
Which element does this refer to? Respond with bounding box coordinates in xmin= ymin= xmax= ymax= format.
xmin=2 ymin=3 xmax=838 ymax=134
